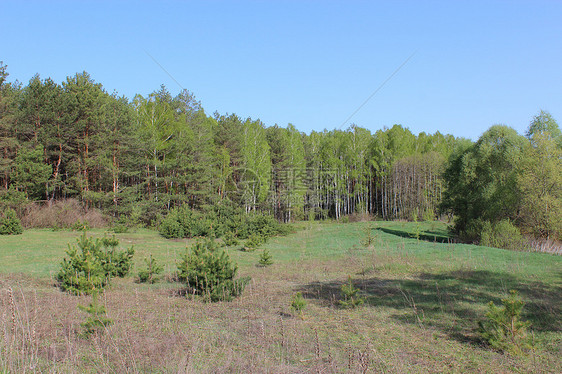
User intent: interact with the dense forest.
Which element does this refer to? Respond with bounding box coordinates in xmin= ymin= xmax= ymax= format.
xmin=1 ymin=62 xmax=560 ymax=245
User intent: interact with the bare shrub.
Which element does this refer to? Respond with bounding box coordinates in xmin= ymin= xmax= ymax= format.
xmin=347 ymin=213 xmax=372 ymax=223
xmin=21 ymin=199 xmax=107 ymax=228
xmin=525 ymin=238 xmax=562 ymax=255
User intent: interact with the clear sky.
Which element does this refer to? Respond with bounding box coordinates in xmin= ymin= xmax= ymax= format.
xmin=2 ymin=0 xmax=561 ymax=140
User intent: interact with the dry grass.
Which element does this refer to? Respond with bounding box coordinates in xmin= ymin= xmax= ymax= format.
xmin=526 ymin=238 xmax=562 ymax=255
xmin=21 ymin=199 xmax=107 ymax=229
xmin=1 ymin=221 xmax=560 ymax=373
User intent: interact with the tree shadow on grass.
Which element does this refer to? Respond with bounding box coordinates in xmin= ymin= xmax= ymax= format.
xmin=375 ymin=227 xmax=455 ymax=244
xmin=298 ymin=270 xmax=561 ymax=345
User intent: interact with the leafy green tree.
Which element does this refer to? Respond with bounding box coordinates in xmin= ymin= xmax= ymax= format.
xmin=442 ymin=125 xmax=525 ymax=240
xmin=526 ymin=110 xmax=562 ymax=146
xmin=240 ymin=119 xmax=271 ymax=211
xmin=133 ymin=89 xmax=180 ymax=202
xmin=518 ymin=133 xmax=562 ymax=240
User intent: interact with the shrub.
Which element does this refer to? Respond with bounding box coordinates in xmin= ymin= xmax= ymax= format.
xmin=360 ymin=225 xmax=377 ymax=247
xmin=236 ymin=212 xmax=290 ymax=239
xmin=159 ymin=205 xmax=291 ymax=243
xmin=0 ymin=208 xmax=23 ymax=235
xmin=111 ymin=222 xmax=129 ymax=233
xmin=481 ymin=219 xmax=525 ymax=250
xmin=78 ymin=291 xmax=112 ymax=336
xmin=159 ymin=215 xmax=185 ymax=239
xmin=478 ymin=290 xmax=533 ymax=355
xmin=222 ymin=231 xmax=239 ymax=247
xmin=177 ymin=238 xmax=249 ymax=302
xmin=71 ymin=220 xmax=90 ymax=231
xmin=257 ymin=249 xmax=273 ymax=267
xmin=291 ymin=292 xmax=307 ymax=315
xmin=339 ymin=277 xmax=365 ymax=309
xmin=21 ymin=199 xmax=107 ymax=229
xmin=138 ymin=255 xmax=164 ymax=284
xmin=245 ymin=233 xmax=266 ymax=249
xmin=56 ymin=233 xmax=134 ymax=295
xmin=0 ymin=186 xmax=28 ymax=217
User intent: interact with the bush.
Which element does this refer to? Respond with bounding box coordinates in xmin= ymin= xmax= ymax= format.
xmin=138 ymin=255 xmax=164 ymax=284
xmin=291 ymin=292 xmax=307 ymax=315
xmin=21 ymin=199 xmax=107 ymax=229
xmin=257 ymin=249 xmax=273 ymax=267
xmin=0 ymin=208 xmax=23 ymax=235
xmin=481 ymin=219 xmax=525 ymax=250
xmin=78 ymin=291 xmax=112 ymax=336
xmin=159 ymin=213 xmax=185 ymax=239
xmin=478 ymin=290 xmax=533 ymax=355
xmin=159 ymin=205 xmax=291 ymax=243
xmin=222 ymin=231 xmax=239 ymax=247
xmin=339 ymin=277 xmax=365 ymax=309
xmin=177 ymin=238 xmax=249 ymax=302
xmin=56 ymin=233 xmax=134 ymax=295
xmin=244 ymin=233 xmax=266 ymax=250
xmin=0 ymin=186 xmax=28 ymax=217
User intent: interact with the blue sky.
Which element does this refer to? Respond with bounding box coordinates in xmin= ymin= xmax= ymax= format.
xmin=2 ymin=0 xmax=561 ymax=140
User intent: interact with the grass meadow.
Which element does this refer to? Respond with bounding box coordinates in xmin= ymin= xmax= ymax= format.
xmin=1 ymin=221 xmax=560 ymax=373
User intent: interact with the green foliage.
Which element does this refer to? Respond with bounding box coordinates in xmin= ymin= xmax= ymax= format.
xmin=244 ymin=233 xmax=266 ymax=250
xmin=338 ymin=277 xmax=365 ymax=309
xmin=12 ymin=145 xmax=52 ymax=200
xmin=222 ymin=230 xmax=238 ymax=246
xmin=290 ymin=292 xmax=307 ymax=315
xmin=517 ymin=133 xmax=562 ymax=240
xmin=526 ymin=110 xmax=562 ymax=145
xmin=177 ymin=238 xmax=249 ymax=302
xmin=422 ymin=208 xmax=435 ymax=222
xmin=159 ymin=205 xmax=289 ymax=244
xmin=442 ymin=125 xmax=525 ymax=240
xmin=56 ymin=232 xmax=134 ymax=295
xmin=0 ymin=186 xmax=28 ymax=216
xmin=71 ymin=220 xmax=90 ymax=231
xmin=0 ymin=207 xmax=23 ymax=235
xmin=360 ymin=225 xmax=377 ymax=247
xmin=480 ymin=219 xmax=524 ymax=250
xmin=138 ymin=255 xmax=164 ymax=283
xmin=257 ymin=249 xmax=273 ymax=267
xmin=479 ymin=290 xmax=533 ymax=355
xmin=78 ymin=291 xmax=112 ymax=336
xmin=111 ymin=223 xmax=129 ymax=233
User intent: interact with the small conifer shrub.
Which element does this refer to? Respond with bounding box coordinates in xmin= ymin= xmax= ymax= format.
xmin=177 ymin=238 xmax=249 ymax=302
xmin=0 ymin=208 xmax=23 ymax=235
xmin=291 ymin=292 xmax=307 ymax=316
xmin=138 ymin=255 xmax=164 ymax=283
xmin=78 ymin=292 xmax=112 ymax=336
xmin=257 ymin=249 xmax=273 ymax=267
xmin=56 ymin=232 xmax=134 ymax=295
xmin=478 ymin=290 xmax=533 ymax=355
xmin=339 ymin=277 xmax=365 ymax=309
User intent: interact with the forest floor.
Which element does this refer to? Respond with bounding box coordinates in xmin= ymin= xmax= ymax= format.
xmin=0 ymin=221 xmax=560 ymax=373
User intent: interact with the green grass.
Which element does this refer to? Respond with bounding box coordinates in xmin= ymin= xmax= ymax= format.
xmin=1 ymin=220 xmax=560 ymax=373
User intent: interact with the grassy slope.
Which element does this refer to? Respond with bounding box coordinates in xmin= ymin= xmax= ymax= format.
xmin=0 ymin=221 xmax=560 ymax=373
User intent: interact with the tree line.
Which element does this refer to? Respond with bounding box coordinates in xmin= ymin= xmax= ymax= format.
xmin=1 ymin=62 xmax=560 ymax=242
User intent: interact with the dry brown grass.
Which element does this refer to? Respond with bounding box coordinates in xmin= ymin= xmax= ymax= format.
xmin=21 ymin=199 xmax=107 ymax=229
xmin=1 ymin=254 xmax=558 ymax=373
xmin=1 ymin=222 xmax=560 ymax=373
